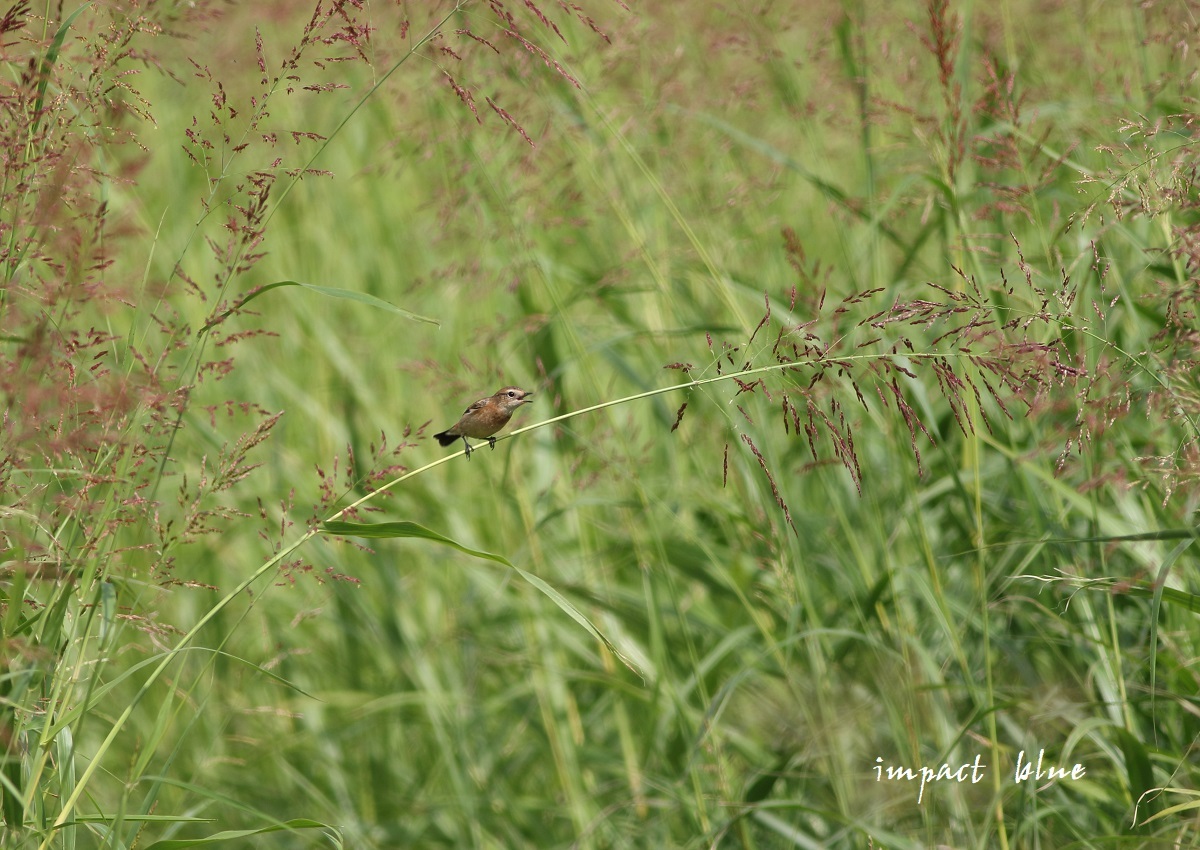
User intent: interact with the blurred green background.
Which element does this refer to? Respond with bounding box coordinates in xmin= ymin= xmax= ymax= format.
xmin=5 ymin=0 xmax=1200 ymax=848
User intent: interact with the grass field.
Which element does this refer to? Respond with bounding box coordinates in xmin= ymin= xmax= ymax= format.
xmin=3 ymin=1 xmax=1200 ymax=848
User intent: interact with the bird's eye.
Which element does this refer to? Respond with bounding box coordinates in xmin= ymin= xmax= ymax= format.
xmin=508 ymin=391 xmax=516 ymax=397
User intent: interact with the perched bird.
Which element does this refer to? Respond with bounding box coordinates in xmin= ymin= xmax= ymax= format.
xmin=433 ymin=386 xmax=534 ymax=460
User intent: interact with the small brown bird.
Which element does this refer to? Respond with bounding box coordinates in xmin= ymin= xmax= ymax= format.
xmin=433 ymin=386 xmax=534 ymax=460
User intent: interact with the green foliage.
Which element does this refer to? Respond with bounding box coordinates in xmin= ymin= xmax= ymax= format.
xmin=2 ymin=0 xmax=1200 ymax=848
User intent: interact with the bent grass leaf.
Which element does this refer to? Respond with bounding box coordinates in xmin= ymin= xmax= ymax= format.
xmin=1138 ymin=788 xmax=1200 ymax=826
xmin=141 ymin=818 xmax=334 ymax=849
xmin=201 ymin=281 xmax=438 ymax=333
xmin=322 ymin=520 xmax=510 ymax=564
xmin=1069 ymin=580 xmax=1200 ymax=615
xmin=323 ymin=520 xmax=640 ymax=675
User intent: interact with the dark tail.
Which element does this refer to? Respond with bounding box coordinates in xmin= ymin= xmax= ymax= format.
xmin=434 ymin=431 xmax=458 ymax=447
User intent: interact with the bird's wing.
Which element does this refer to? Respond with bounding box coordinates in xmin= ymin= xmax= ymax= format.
xmin=462 ymin=397 xmax=489 ymax=415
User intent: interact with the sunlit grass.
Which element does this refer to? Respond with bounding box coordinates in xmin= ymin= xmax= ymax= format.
xmin=3 ymin=1 xmax=1199 ymax=848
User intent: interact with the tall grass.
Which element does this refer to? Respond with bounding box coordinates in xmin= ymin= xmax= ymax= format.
xmin=3 ymin=1 xmax=1200 ymax=848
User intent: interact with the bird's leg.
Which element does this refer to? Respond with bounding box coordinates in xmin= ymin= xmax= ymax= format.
xmin=487 ymin=437 xmax=497 ymax=450
xmin=462 ymin=437 xmax=474 ymax=460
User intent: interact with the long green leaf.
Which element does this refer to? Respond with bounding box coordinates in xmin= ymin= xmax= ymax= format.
xmin=323 ymin=520 xmax=511 ymax=565
xmin=200 ymin=281 xmax=438 ymax=333
xmin=1120 ymin=583 xmax=1200 ymax=615
xmin=32 ymin=4 xmax=93 ymax=123
xmin=141 ymin=818 xmax=333 ymax=849
xmin=322 ymin=520 xmax=641 ymax=675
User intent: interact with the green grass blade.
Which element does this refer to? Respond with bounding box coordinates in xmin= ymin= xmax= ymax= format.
xmin=140 ymin=818 xmax=335 ymax=849
xmin=323 ymin=520 xmax=641 ymax=674
xmin=200 ymin=281 xmax=438 ymax=334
